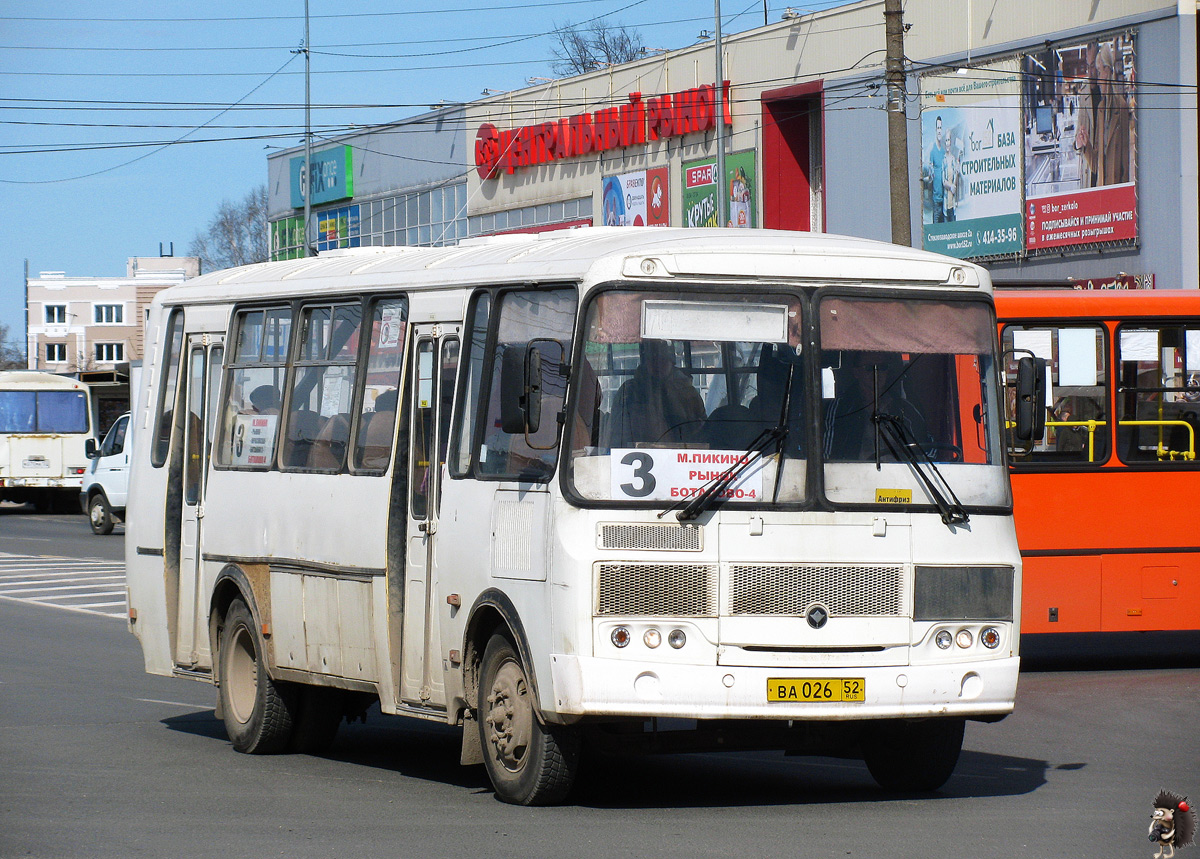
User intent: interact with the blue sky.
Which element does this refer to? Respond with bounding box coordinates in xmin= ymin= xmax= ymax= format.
xmin=0 ymin=0 xmax=849 ymax=345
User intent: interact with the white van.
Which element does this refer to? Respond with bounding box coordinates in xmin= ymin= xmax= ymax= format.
xmin=81 ymin=412 xmax=130 ymax=535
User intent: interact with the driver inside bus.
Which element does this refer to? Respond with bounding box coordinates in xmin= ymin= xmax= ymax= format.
xmin=608 ymin=339 xmax=706 ymax=447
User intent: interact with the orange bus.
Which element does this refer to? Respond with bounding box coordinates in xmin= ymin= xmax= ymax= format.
xmin=996 ymin=288 xmax=1200 ymax=635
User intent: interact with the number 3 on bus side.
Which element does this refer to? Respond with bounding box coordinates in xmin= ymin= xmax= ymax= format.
xmin=620 ymin=451 xmax=656 ymax=497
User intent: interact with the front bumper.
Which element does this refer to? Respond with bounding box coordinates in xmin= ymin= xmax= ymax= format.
xmin=548 ymin=654 xmax=1019 ymax=721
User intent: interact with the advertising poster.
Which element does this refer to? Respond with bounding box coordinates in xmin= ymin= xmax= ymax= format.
xmin=919 ymin=60 xmax=1024 ymax=258
xmin=681 ymin=150 xmax=757 ymax=229
xmin=1023 ymin=32 xmax=1137 ymax=251
xmin=601 ymin=167 xmax=670 ymax=226
xmin=270 ymin=217 xmax=305 ymax=261
xmin=315 ymin=204 xmax=361 ymax=252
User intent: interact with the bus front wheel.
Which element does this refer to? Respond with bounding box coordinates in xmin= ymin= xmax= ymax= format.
xmin=862 ymin=717 xmax=964 ymax=792
xmin=477 ymin=633 xmax=579 ymax=805
xmin=218 ymin=598 xmax=296 ymax=754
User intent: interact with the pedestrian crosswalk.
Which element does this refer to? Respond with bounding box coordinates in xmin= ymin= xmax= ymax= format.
xmin=0 ymin=555 xmax=127 ymax=620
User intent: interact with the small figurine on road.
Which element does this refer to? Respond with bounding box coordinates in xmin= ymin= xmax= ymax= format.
xmin=1149 ymin=789 xmax=1196 ymax=858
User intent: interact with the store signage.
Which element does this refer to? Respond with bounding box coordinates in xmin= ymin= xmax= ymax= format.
xmin=475 ymin=82 xmax=733 ymax=179
xmin=290 ymin=145 xmax=354 ymax=209
xmin=1026 ymin=184 xmax=1137 ymax=250
xmin=602 ymin=168 xmax=669 ymax=226
xmin=1068 ymin=272 xmax=1154 ymax=289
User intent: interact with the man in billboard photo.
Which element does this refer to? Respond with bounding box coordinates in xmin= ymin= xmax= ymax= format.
xmin=925 ymin=115 xmax=947 ymax=222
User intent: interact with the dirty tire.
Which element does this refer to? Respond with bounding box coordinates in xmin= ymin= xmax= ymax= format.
xmin=88 ymin=494 xmax=114 ymax=535
xmin=289 ymin=686 xmax=344 ymax=754
xmin=478 ymin=633 xmax=579 ymax=805
xmin=862 ymin=718 xmax=965 ymax=792
xmin=218 ymin=598 xmax=296 ymax=753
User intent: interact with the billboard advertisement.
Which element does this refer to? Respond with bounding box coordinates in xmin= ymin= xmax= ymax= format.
xmin=601 ymin=167 xmax=670 ymax=226
xmin=681 ymin=150 xmax=756 ymax=228
xmin=919 ymin=60 xmax=1024 ymax=258
xmin=1022 ymin=32 xmax=1137 ymax=251
xmin=289 ymin=145 xmax=355 ymax=209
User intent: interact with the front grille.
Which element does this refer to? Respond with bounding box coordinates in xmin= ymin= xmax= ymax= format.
xmin=727 ymin=564 xmax=905 ymax=616
xmin=595 ymin=563 xmax=718 ymax=616
xmin=598 ymin=523 xmax=702 ymax=551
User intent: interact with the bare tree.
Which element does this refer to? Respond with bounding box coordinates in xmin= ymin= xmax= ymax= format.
xmin=0 ymin=322 xmax=25 ymax=370
xmin=187 ymin=185 xmax=269 ymax=273
xmin=550 ymin=19 xmax=644 ymax=77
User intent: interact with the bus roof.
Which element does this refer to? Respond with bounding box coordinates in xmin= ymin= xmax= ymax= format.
xmin=995 ymin=288 xmax=1200 ymax=320
xmin=0 ymin=370 xmax=88 ymax=391
xmin=157 ymin=227 xmax=986 ymax=306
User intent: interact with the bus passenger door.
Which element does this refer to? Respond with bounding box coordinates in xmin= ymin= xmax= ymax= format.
xmin=175 ymin=336 xmax=224 ymax=668
xmin=400 ymin=329 xmax=460 ymax=707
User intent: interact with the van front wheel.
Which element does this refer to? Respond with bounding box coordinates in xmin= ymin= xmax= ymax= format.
xmin=88 ymin=494 xmax=114 ymax=535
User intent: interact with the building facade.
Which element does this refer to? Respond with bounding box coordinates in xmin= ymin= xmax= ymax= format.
xmin=266 ymin=0 xmax=1198 ymax=291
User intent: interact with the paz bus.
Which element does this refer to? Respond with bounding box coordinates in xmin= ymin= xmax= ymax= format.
xmin=0 ymin=370 xmax=93 ymax=511
xmin=997 ymin=287 xmax=1200 ymax=636
xmin=125 ymin=228 xmax=1034 ymax=804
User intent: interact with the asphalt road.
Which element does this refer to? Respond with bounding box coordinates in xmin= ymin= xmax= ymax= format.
xmin=2 ymin=508 xmax=1198 ymax=858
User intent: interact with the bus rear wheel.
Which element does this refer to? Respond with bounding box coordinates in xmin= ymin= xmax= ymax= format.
xmin=218 ymin=598 xmax=296 ymax=754
xmin=477 ymin=633 xmax=579 ymax=805
xmin=862 ymin=717 xmax=965 ymax=792
xmin=88 ymin=494 xmax=114 ymax=535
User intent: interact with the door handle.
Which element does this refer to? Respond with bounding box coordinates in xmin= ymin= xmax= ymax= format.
xmin=418 ymin=520 xmax=437 ymax=534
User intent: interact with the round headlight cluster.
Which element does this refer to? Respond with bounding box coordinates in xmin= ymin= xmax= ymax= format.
xmin=610 ymin=626 xmax=689 ymax=650
xmin=933 ymin=626 xmax=1003 ymax=651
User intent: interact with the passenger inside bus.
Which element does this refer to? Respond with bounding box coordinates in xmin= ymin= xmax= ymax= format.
xmin=607 ymin=339 xmax=707 ymax=447
xmin=248 ymin=384 xmax=281 ymax=415
xmin=357 ymin=389 xmax=397 ymax=470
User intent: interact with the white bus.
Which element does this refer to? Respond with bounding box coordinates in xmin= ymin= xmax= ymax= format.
xmin=0 ymin=370 xmax=93 ymax=511
xmin=126 ymin=228 xmax=1032 ymax=804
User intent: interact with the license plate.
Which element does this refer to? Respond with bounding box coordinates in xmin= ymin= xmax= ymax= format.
xmin=23 ymin=459 xmax=50 ymax=469
xmin=767 ymin=678 xmax=866 ymax=703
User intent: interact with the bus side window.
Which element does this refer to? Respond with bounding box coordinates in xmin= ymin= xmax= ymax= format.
xmin=284 ymin=303 xmax=362 ymax=472
xmin=1117 ymin=324 xmax=1200 ymax=464
xmin=151 ymin=309 xmax=185 ymax=468
xmin=352 ymin=298 xmax=407 ymax=473
xmin=216 ymin=306 xmax=292 ymax=470
xmin=1002 ymin=324 xmax=1108 ymax=465
xmin=476 ymin=287 xmax=577 ymax=481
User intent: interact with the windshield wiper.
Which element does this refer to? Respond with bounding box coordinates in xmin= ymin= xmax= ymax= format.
xmin=872 ymin=412 xmax=969 ymax=527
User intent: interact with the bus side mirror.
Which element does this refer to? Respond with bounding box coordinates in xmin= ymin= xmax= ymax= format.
xmin=1014 ymin=356 xmax=1047 ymax=441
xmin=85 ymin=438 xmax=100 ymax=459
xmin=500 ymin=345 xmax=543 ymax=434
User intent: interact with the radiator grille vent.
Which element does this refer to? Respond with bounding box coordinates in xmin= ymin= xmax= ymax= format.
xmin=598 ymin=523 xmax=702 ymax=551
xmin=728 ymin=564 xmax=905 ymax=616
xmin=595 ymin=563 xmax=718 ymax=616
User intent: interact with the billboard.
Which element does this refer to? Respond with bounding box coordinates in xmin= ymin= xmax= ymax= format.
xmin=289 ymin=145 xmax=355 ymax=209
xmin=681 ymin=150 xmax=757 ymax=228
xmin=1023 ymin=32 xmax=1137 ymax=251
xmin=601 ymin=167 xmax=670 ymax=226
xmin=919 ymin=60 xmax=1024 ymax=258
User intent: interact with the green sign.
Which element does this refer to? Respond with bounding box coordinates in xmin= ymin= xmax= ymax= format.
xmin=681 ymin=150 xmax=757 ymax=229
xmin=290 ymin=145 xmax=354 ymax=209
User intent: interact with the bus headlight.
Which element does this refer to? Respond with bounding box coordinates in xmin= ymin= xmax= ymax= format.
xmin=956 ymin=629 xmax=974 ymax=649
xmin=643 ymin=628 xmax=662 ymax=649
xmin=980 ymin=626 xmax=1001 ymax=649
xmin=611 ymin=626 xmax=631 ymax=648
xmin=668 ymin=629 xmax=687 ymax=649
xmin=935 ymin=629 xmax=953 ymax=650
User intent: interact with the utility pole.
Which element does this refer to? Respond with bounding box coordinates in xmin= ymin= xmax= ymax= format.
xmin=714 ymin=0 xmax=728 ymax=227
xmin=884 ymin=0 xmax=911 ymax=246
xmin=303 ymin=0 xmax=313 ymax=257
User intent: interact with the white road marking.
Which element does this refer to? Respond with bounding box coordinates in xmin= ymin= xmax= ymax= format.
xmin=0 ymin=555 xmax=126 ymax=619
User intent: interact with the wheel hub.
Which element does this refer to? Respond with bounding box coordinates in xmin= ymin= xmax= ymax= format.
xmin=485 ymin=659 xmax=532 ymax=772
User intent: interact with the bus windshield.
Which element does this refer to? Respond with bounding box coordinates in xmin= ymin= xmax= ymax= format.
xmin=567 ymin=288 xmax=807 ymax=505
xmin=818 ymin=296 xmax=1007 ymax=509
xmin=0 ymin=390 xmax=90 ymax=434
